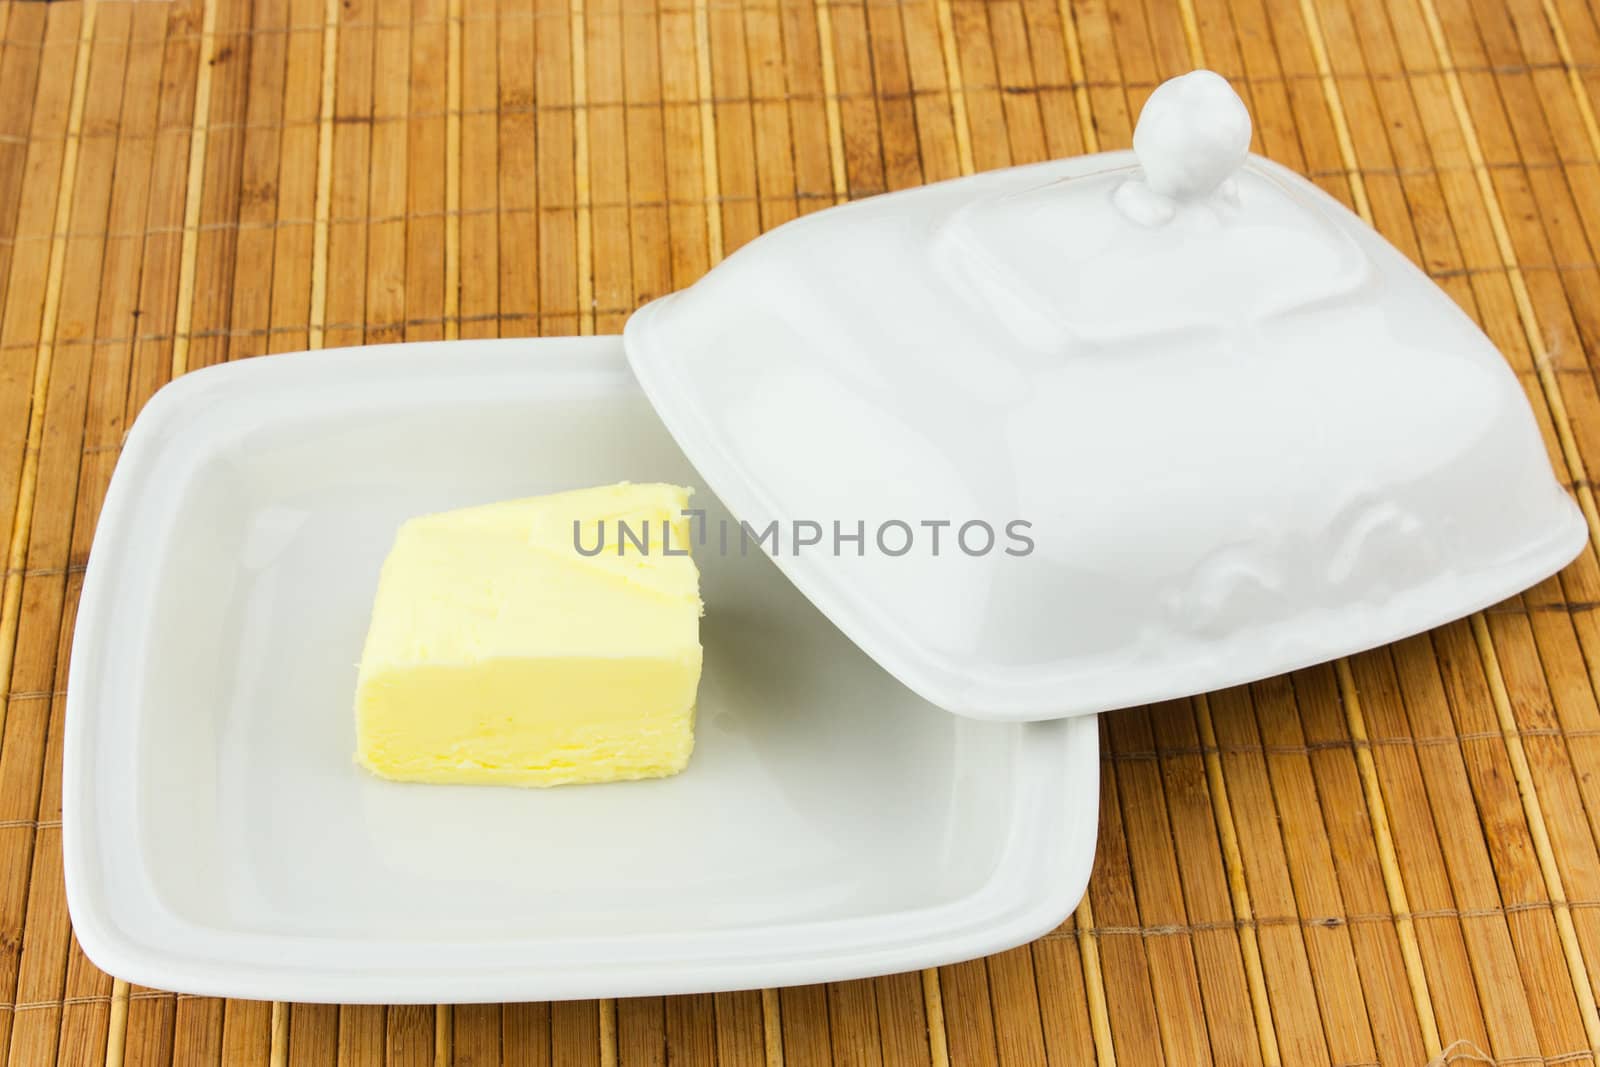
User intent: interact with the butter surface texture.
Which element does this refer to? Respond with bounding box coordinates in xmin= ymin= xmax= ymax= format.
xmin=355 ymin=484 xmax=702 ymax=787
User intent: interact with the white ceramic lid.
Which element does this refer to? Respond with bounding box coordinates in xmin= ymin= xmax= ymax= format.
xmin=623 ymin=70 xmax=1586 ymax=722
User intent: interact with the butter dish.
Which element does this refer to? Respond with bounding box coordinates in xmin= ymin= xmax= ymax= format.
xmin=64 ymin=69 xmax=1582 ymax=1002
xmin=625 ymin=70 xmax=1585 ymax=721
xmin=62 ymin=338 xmax=1097 ymax=1002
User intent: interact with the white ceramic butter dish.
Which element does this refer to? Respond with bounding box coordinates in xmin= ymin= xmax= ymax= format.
xmin=62 ymin=338 xmax=1097 ymax=1002
xmin=65 ymin=70 xmax=1583 ymax=1001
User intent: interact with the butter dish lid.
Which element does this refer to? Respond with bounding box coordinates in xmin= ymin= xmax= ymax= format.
xmin=622 ymin=70 xmax=1586 ymax=722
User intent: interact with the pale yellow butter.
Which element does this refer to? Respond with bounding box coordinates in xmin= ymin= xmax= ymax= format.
xmin=354 ymin=483 xmax=702 ymax=787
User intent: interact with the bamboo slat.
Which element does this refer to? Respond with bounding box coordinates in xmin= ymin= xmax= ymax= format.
xmin=4 ymin=0 xmax=1600 ymax=1061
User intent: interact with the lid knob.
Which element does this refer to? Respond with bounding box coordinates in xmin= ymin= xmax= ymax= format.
xmin=1116 ymin=70 xmax=1252 ymax=224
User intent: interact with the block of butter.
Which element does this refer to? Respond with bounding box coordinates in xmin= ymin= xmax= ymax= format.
xmin=354 ymin=483 xmax=703 ymax=787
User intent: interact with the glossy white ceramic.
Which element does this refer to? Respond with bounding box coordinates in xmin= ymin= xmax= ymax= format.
xmin=62 ymin=338 xmax=1098 ymax=1003
xmin=624 ymin=71 xmax=1586 ymax=722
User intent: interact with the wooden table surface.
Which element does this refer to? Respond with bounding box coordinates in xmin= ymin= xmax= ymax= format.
xmin=5 ymin=0 xmax=1600 ymax=1061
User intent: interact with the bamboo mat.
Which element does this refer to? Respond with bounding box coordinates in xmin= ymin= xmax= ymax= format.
xmin=4 ymin=0 xmax=1600 ymax=1060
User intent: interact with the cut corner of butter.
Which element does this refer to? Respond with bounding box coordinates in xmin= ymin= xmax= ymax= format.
xmin=353 ymin=483 xmax=704 ymax=789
